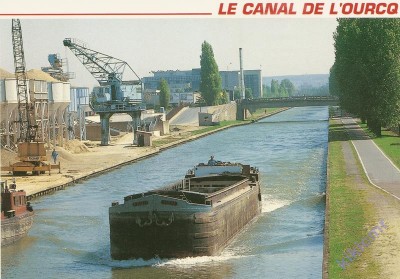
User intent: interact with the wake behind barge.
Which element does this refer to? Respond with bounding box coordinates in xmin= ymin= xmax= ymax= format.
xmin=109 ymin=158 xmax=262 ymax=260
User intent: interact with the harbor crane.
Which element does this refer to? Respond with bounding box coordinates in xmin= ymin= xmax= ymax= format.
xmin=63 ymin=38 xmax=145 ymax=145
xmin=1 ymin=19 xmax=60 ymax=175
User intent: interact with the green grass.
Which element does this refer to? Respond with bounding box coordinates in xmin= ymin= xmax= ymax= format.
xmin=152 ymin=137 xmax=181 ymax=147
xmin=358 ymin=123 xmax=400 ymax=169
xmin=328 ymin=120 xmax=379 ymax=278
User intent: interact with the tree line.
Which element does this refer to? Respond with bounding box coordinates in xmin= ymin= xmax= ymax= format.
xmin=330 ymin=18 xmax=400 ymax=136
xmin=262 ymin=79 xmax=329 ymax=98
xmin=263 ymin=79 xmax=296 ymax=98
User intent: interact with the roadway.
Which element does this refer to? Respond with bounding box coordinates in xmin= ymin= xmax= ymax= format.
xmin=170 ymin=106 xmax=212 ymax=126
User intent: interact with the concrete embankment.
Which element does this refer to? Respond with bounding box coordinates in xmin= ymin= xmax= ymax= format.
xmin=19 ymin=107 xmax=289 ymax=200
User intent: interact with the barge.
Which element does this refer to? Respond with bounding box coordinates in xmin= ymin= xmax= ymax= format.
xmin=109 ymin=157 xmax=262 ymax=260
xmin=1 ymin=180 xmax=34 ymax=246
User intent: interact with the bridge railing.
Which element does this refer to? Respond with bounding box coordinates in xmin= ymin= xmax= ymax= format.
xmin=240 ymin=95 xmax=338 ymax=104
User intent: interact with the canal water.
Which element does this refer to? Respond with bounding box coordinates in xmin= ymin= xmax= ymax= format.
xmin=2 ymin=106 xmax=328 ymax=279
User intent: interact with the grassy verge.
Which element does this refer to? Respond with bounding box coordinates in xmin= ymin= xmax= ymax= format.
xmin=151 ymin=137 xmax=183 ymax=147
xmin=358 ymin=123 xmax=400 ymax=169
xmin=327 ymin=120 xmax=379 ymax=278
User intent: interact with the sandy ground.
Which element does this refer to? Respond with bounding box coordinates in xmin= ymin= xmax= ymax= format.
xmin=0 ymin=125 xmax=203 ymax=196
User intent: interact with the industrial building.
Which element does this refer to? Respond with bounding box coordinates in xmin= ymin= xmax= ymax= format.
xmin=0 ymin=68 xmax=71 ymax=149
xmin=170 ymin=92 xmax=201 ymax=105
xmin=220 ymin=69 xmax=263 ymax=99
xmin=69 ymin=87 xmax=90 ymax=114
xmin=142 ymin=68 xmax=262 ymax=101
xmin=143 ymin=70 xmax=196 ymax=93
xmin=68 ymin=87 xmax=91 ymax=141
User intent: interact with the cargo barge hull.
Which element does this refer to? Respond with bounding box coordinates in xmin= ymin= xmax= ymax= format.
xmin=109 ymin=160 xmax=262 ymax=259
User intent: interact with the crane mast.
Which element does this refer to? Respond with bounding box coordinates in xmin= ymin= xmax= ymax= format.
xmin=63 ymin=38 xmax=145 ymax=146
xmin=12 ymin=19 xmax=37 ymax=142
xmin=1 ymin=19 xmax=60 ymax=176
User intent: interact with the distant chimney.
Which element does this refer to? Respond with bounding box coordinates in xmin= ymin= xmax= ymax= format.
xmin=239 ymin=48 xmax=245 ymax=99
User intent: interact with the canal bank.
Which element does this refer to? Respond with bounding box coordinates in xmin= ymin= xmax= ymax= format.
xmin=324 ymin=117 xmax=400 ymax=278
xmin=0 ymin=107 xmax=289 ymax=200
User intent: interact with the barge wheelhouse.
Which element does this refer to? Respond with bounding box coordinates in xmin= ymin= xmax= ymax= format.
xmin=1 ymin=180 xmax=34 ymax=246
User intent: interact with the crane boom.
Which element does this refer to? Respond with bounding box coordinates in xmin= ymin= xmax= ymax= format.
xmin=12 ymin=19 xmax=36 ymax=142
xmin=63 ymin=38 xmax=141 ymax=86
xmin=63 ymin=38 xmax=145 ymax=146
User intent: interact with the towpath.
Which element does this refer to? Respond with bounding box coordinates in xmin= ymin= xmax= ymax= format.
xmin=341 ymin=117 xmax=400 ymax=199
xmin=334 ymin=117 xmax=400 ymax=278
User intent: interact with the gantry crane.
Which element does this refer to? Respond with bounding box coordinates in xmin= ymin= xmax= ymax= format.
xmin=1 ymin=19 xmax=60 ymax=175
xmin=63 ymin=38 xmax=145 ymax=145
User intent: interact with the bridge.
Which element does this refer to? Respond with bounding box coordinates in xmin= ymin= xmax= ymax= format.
xmin=237 ymin=96 xmax=339 ymax=120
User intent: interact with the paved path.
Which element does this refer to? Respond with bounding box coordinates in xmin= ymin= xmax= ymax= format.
xmin=170 ymin=106 xmax=215 ymax=126
xmin=170 ymin=107 xmax=199 ymax=126
xmin=341 ymin=117 xmax=400 ymax=199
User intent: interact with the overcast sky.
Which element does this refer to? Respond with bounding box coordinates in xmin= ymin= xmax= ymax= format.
xmin=0 ymin=18 xmax=337 ymax=88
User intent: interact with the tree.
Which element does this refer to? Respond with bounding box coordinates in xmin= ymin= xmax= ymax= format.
xmin=333 ymin=19 xmax=370 ymax=123
xmin=279 ymin=84 xmax=288 ymax=97
xmin=298 ymin=84 xmax=329 ymax=96
xmin=280 ymin=79 xmax=296 ymax=96
xmin=262 ymin=85 xmax=271 ymax=97
xmin=234 ymin=88 xmax=241 ymax=100
xmin=221 ymin=90 xmax=230 ymax=104
xmin=245 ymin=88 xmax=253 ymax=99
xmin=360 ymin=19 xmax=400 ymax=133
xmin=332 ymin=19 xmax=400 ymax=136
xmin=200 ymin=41 xmax=223 ymax=105
xmin=159 ymin=79 xmax=170 ymax=109
xmin=329 ymin=64 xmax=340 ymax=97
xmin=271 ymin=79 xmax=280 ymax=97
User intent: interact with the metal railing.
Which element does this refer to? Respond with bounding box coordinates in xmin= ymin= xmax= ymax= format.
xmin=241 ymin=95 xmax=338 ymax=104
